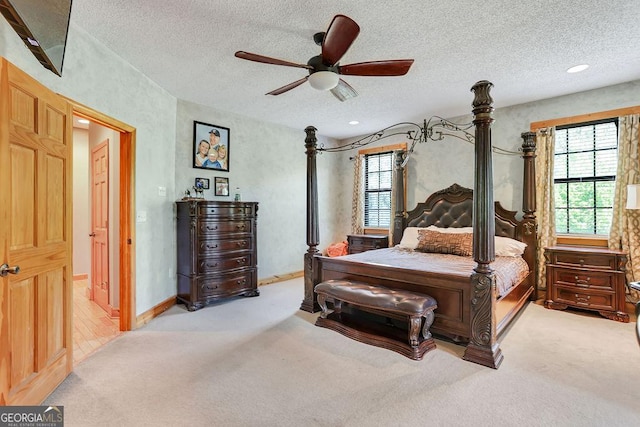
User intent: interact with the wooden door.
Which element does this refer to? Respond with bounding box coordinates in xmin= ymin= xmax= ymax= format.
xmin=91 ymin=140 xmax=109 ymax=313
xmin=0 ymin=58 xmax=73 ymax=405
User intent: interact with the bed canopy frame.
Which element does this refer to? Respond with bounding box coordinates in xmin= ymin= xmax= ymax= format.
xmin=301 ymin=81 xmax=538 ymax=368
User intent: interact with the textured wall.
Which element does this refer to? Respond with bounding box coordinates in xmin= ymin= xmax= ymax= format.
xmin=330 ymin=80 xmax=640 ymax=240
xmin=1 ymin=21 xmax=178 ymax=315
xmin=175 ymin=100 xmax=341 ymax=279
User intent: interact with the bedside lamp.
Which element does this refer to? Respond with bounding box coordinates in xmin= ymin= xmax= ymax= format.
xmin=626 ymin=184 xmax=640 ymax=345
xmin=626 ymin=184 xmax=640 ymax=210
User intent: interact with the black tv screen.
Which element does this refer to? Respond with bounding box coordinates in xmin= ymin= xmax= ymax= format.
xmin=0 ymin=0 xmax=73 ymax=76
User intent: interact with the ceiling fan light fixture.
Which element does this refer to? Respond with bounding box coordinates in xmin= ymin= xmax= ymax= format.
xmin=308 ymin=71 xmax=339 ymax=91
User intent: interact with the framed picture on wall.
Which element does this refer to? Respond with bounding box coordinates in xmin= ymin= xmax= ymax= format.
xmin=215 ymin=177 xmax=230 ymax=196
xmin=193 ymin=121 xmax=230 ymax=171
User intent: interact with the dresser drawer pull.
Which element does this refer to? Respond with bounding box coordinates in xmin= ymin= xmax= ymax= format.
xmin=206 ymin=225 xmax=218 ymax=231
xmin=203 ymin=284 xmax=219 ymax=291
xmin=575 ymin=294 xmax=591 ymax=304
xmin=574 ymin=276 xmax=590 ymax=287
xmin=236 ymin=258 xmax=247 ymax=264
xmin=579 ymin=259 xmax=585 ymax=265
xmin=236 ymin=224 xmax=246 ymax=230
xmin=206 ymin=243 xmax=219 ymax=249
xmin=236 ymin=240 xmax=247 ymax=247
xmin=236 ymin=279 xmax=247 ymax=285
xmin=207 ymin=209 xmax=216 ymax=214
xmin=206 ymin=262 xmax=219 ymax=268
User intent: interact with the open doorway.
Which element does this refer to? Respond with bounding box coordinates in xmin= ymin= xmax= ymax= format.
xmin=72 ymin=115 xmax=122 ymax=364
xmin=66 ymin=98 xmax=136 ymax=365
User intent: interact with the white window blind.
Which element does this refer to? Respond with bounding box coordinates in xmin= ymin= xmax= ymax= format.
xmin=554 ymin=119 xmax=618 ymax=235
xmin=364 ymin=151 xmax=393 ymax=227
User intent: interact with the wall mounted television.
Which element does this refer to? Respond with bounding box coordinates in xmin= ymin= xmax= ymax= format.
xmin=0 ymin=0 xmax=73 ymax=76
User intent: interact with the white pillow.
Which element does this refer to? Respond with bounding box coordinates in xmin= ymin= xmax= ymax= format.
xmin=495 ymin=236 xmax=527 ymax=257
xmin=398 ymin=227 xmax=421 ymax=249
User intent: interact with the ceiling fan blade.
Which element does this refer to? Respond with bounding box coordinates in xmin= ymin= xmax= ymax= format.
xmin=322 ymin=15 xmax=360 ymax=66
xmin=266 ymin=76 xmax=309 ymax=95
xmin=235 ymin=51 xmax=313 ymax=70
xmin=331 ymin=79 xmax=358 ymax=102
xmin=339 ymin=59 xmax=414 ymax=76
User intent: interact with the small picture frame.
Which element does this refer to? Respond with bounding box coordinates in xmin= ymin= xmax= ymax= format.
xmin=194 ymin=177 xmax=210 ymax=190
xmin=215 ymin=177 xmax=230 ymax=196
xmin=193 ymin=121 xmax=230 ymax=171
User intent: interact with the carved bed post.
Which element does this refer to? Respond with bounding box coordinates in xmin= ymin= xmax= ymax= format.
xmin=392 ymin=150 xmax=406 ymax=246
xmin=520 ymin=131 xmax=538 ymax=299
xmin=300 ymin=126 xmax=321 ymax=312
xmin=463 ymin=80 xmax=503 ymax=369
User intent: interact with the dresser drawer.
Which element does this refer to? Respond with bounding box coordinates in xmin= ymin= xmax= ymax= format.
xmin=548 ymin=251 xmax=618 ymax=270
xmin=198 ymin=270 xmax=256 ymax=298
xmin=550 ymin=267 xmax=616 ymax=291
xmin=198 ymin=253 xmax=253 ymax=274
xmin=198 ymin=205 xmax=254 ymax=218
xmin=198 ymin=220 xmax=252 ymax=235
xmin=552 ymin=285 xmax=615 ymax=311
xmin=198 ymin=237 xmax=252 ymax=255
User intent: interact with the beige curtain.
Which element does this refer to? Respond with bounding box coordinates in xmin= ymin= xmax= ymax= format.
xmin=351 ymin=154 xmax=364 ymax=234
xmin=389 ymin=151 xmax=398 ymax=243
xmin=608 ymin=114 xmax=640 ymax=302
xmin=535 ymin=127 xmax=557 ymax=292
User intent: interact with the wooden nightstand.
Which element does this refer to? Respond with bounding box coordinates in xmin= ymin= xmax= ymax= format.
xmin=544 ymin=246 xmax=629 ymax=322
xmin=347 ymin=234 xmax=389 ymax=254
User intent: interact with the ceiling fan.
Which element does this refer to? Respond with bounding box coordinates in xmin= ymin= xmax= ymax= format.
xmin=234 ymin=14 xmax=414 ymax=101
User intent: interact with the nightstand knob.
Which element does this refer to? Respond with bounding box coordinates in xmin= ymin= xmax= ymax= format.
xmin=579 ymin=259 xmax=585 ymax=265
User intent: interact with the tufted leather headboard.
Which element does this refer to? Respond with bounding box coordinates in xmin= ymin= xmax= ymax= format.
xmin=405 ymin=183 xmax=520 ymax=240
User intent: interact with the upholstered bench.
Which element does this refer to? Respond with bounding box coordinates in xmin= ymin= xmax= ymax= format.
xmin=314 ymin=279 xmax=437 ymax=360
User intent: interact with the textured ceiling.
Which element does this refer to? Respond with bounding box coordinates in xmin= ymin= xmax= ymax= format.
xmin=70 ymin=0 xmax=640 ymax=139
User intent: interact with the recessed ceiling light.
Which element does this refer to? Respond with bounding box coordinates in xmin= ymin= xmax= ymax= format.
xmin=77 ymin=119 xmax=90 ymax=124
xmin=567 ymin=64 xmax=589 ymax=73
xmin=349 ymin=120 xmax=359 ymax=125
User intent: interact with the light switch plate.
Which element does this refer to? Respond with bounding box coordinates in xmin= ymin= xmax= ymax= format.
xmin=136 ymin=211 xmax=147 ymax=222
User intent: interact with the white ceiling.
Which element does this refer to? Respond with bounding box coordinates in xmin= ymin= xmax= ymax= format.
xmin=70 ymin=0 xmax=640 ymax=139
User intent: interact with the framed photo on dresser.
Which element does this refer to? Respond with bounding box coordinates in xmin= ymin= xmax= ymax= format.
xmin=193 ymin=121 xmax=230 ymax=171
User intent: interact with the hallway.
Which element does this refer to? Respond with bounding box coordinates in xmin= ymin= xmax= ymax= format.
xmin=73 ymin=279 xmax=121 ymax=365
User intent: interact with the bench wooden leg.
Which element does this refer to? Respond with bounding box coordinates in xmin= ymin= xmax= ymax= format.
xmin=408 ymin=316 xmax=421 ymax=347
xmin=318 ymin=293 xmax=329 ymax=319
xmin=422 ymin=310 xmax=435 ymax=340
xmin=333 ymin=299 xmax=343 ymax=314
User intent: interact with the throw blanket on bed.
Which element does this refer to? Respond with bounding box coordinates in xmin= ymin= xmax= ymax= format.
xmin=338 ymin=247 xmax=529 ymax=297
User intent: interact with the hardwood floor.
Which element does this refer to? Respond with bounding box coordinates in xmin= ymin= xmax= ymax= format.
xmin=73 ymin=279 xmax=121 ymax=365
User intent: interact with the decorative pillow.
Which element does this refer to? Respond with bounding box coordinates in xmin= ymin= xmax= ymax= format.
xmin=495 ymin=236 xmax=527 ymax=257
xmin=416 ymin=229 xmax=473 ymax=256
xmin=398 ymin=227 xmax=422 ymax=249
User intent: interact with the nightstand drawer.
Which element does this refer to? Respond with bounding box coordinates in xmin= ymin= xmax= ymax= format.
xmin=553 ymin=285 xmax=615 ymax=311
xmin=548 ymin=251 xmax=618 ymax=270
xmin=347 ymin=234 xmax=389 ymax=254
xmin=550 ymin=268 xmax=617 ymax=291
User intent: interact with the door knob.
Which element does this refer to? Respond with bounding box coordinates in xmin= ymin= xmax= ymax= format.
xmin=0 ymin=263 xmax=20 ymax=277
xmin=89 ymin=232 xmax=96 ymax=237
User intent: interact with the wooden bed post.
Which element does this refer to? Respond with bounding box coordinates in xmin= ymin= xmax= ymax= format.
xmin=520 ymin=131 xmax=538 ymax=299
xmin=463 ymin=80 xmax=504 ymax=369
xmin=301 ymin=126 xmax=321 ymax=313
xmin=392 ymin=150 xmax=406 ymax=246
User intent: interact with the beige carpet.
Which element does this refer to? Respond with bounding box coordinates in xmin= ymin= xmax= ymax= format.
xmin=45 ymin=277 xmax=640 ymax=426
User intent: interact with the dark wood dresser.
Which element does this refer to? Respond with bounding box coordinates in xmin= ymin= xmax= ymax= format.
xmin=544 ymin=245 xmax=629 ymax=322
xmin=347 ymin=234 xmax=389 ymax=254
xmin=176 ymin=200 xmax=259 ymax=311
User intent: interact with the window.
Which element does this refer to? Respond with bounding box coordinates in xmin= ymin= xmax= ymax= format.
xmin=554 ymin=119 xmax=618 ymax=235
xmin=364 ymin=151 xmax=393 ymax=227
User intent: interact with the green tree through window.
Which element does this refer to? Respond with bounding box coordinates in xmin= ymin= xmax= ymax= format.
xmin=554 ymin=119 xmax=618 ymax=235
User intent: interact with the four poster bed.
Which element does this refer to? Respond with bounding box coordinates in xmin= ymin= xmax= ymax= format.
xmin=300 ymin=81 xmax=538 ymax=368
